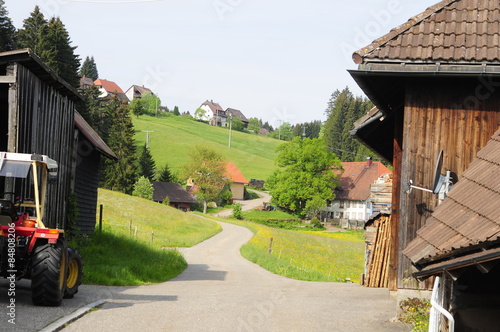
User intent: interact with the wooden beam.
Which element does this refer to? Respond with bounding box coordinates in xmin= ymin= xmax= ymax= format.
xmin=0 ymin=75 xmax=16 ymax=84
xmin=7 ymin=64 xmax=18 ymax=152
xmin=389 ymin=108 xmax=403 ymax=291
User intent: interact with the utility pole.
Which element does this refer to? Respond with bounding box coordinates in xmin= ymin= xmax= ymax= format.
xmin=142 ymin=130 xmax=154 ymax=148
xmin=228 ymin=115 xmax=233 ymax=148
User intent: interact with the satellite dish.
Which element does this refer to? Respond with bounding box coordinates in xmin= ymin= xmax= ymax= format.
xmin=407 ymin=150 xmax=446 ymax=194
xmin=432 ymin=150 xmax=444 ymax=194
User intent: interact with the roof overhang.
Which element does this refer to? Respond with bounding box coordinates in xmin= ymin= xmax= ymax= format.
xmin=348 ymin=62 xmax=500 ymax=162
xmin=413 ymin=245 xmax=500 ymax=280
xmin=0 ymin=48 xmax=82 ymax=101
xmin=75 ymin=111 xmax=118 ymax=160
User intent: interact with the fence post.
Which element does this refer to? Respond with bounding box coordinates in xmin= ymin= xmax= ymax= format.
xmin=268 ymin=237 xmax=273 ymax=254
xmin=99 ymin=204 xmax=103 ymax=233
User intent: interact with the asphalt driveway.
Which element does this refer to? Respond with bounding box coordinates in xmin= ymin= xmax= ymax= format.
xmin=1 ymin=220 xmax=409 ymax=332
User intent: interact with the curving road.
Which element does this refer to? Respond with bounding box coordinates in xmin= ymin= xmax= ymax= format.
xmin=54 ymin=221 xmax=408 ymax=332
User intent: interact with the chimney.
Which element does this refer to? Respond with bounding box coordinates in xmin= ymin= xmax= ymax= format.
xmin=366 ymin=157 xmax=373 ymax=168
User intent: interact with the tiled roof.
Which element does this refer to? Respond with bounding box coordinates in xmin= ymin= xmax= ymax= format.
xmin=201 ymin=100 xmax=224 ymax=114
xmin=94 ymin=79 xmax=124 ymax=94
xmin=353 ymin=0 xmax=500 ymax=64
xmin=152 ymin=182 xmax=198 ymax=204
xmin=403 ymin=127 xmax=500 ymax=266
xmin=335 ymin=161 xmax=392 ymax=201
xmin=226 ymin=108 xmax=249 ymax=123
xmin=224 ymin=161 xmax=249 ymax=184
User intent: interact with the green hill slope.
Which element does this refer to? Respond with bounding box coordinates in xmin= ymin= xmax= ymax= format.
xmin=133 ymin=115 xmax=282 ymax=181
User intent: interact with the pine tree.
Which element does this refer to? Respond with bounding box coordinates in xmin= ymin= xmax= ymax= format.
xmin=0 ymin=1 xmax=16 ymax=51
xmin=79 ymin=56 xmax=99 ymax=80
xmin=157 ymin=162 xmax=175 ymax=182
xmin=17 ymin=6 xmax=46 ymax=55
xmin=173 ymin=106 xmax=180 ymax=116
xmin=138 ymin=143 xmax=156 ymax=181
xmin=101 ymin=98 xmax=137 ymax=194
xmin=38 ymin=17 xmax=80 ymax=87
xmin=77 ymin=85 xmax=111 ymax=140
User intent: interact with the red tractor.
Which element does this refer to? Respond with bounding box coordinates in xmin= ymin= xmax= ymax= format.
xmin=0 ymin=152 xmax=83 ymax=306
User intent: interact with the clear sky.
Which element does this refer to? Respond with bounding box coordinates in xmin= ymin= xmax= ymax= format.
xmin=6 ymin=0 xmax=437 ymax=126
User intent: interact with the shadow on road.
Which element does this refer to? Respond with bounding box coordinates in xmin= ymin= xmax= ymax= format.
xmin=171 ymin=264 xmax=228 ymax=282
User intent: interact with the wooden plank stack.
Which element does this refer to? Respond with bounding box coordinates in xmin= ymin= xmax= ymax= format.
xmin=364 ymin=214 xmax=392 ymax=288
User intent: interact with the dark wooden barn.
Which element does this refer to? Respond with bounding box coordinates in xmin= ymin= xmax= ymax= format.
xmin=0 ymin=49 xmax=115 ymax=232
xmin=349 ymin=0 xmax=500 ymax=293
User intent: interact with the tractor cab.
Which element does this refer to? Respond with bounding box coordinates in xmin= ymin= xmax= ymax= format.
xmin=0 ymin=152 xmax=58 ymax=229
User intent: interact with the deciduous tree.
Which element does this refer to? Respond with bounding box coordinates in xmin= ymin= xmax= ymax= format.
xmin=267 ymin=137 xmax=342 ymax=217
xmin=183 ymin=146 xmax=227 ymax=214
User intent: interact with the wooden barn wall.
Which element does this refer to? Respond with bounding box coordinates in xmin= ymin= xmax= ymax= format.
xmin=74 ymin=136 xmax=100 ymax=234
xmin=397 ymin=77 xmax=500 ymax=290
xmin=12 ymin=63 xmax=75 ymax=230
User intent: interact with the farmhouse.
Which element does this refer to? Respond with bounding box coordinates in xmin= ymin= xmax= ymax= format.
xmin=324 ymin=158 xmax=391 ymax=227
xmin=0 ymin=49 xmax=116 ymax=232
xmin=349 ymin=0 xmax=500 ymax=329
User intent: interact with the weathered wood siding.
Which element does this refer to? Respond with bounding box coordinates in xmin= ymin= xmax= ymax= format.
xmin=9 ymin=63 xmax=76 ymax=229
xmin=397 ymin=77 xmax=500 ymax=289
xmin=74 ymin=138 xmax=100 ymax=234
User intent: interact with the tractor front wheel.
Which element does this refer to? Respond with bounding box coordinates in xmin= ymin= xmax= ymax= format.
xmin=31 ymin=238 xmax=67 ymax=306
xmin=64 ymin=247 xmax=83 ymax=299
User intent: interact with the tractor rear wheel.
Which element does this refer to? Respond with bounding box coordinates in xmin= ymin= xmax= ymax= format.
xmin=64 ymin=247 xmax=83 ymax=299
xmin=31 ymin=238 xmax=67 ymax=306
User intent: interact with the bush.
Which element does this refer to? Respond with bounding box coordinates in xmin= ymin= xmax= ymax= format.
xmin=231 ymin=203 xmax=243 ymax=220
xmin=310 ymin=217 xmax=325 ymax=230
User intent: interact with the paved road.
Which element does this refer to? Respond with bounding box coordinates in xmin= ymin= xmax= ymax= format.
xmin=215 ymin=190 xmax=272 ymax=217
xmin=56 ymin=221 xmax=408 ymax=332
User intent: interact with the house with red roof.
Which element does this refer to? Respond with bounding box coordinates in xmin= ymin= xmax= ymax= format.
xmin=224 ymin=161 xmax=249 ymax=200
xmin=94 ymin=78 xmax=129 ymax=103
xmin=325 ymin=158 xmax=391 ymax=226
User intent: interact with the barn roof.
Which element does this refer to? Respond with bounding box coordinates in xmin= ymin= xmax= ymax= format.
xmin=74 ymin=111 xmax=117 ymax=160
xmin=152 ymin=182 xmax=198 ymax=204
xmin=348 ymin=0 xmax=500 ymax=162
xmin=335 ymin=160 xmax=392 ymax=201
xmin=0 ymin=48 xmax=81 ymax=101
xmin=353 ymin=0 xmax=500 ymax=65
xmin=403 ymin=128 xmax=500 ymax=278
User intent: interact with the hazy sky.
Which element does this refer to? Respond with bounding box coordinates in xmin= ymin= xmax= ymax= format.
xmin=6 ymin=0 xmax=437 ymax=126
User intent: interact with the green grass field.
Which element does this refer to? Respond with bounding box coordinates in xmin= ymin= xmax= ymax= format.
xmin=73 ymin=189 xmax=221 ymax=285
xmin=133 ymin=114 xmax=282 ymax=181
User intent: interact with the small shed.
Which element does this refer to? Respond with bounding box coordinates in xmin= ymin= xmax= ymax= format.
xmin=224 ymin=161 xmax=249 ymax=200
xmin=0 ymin=49 xmax=115 ymax=232
xmin=152 ymin=182 xmax=198 ymax=211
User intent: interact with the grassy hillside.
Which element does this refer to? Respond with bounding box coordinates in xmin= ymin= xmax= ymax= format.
xmin=74 ymin=189 xmax=222 ymax=285
xmin=133 ymin=115 xmax=282 ymax=181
